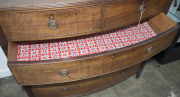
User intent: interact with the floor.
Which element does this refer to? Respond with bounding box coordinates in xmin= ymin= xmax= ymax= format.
xmin=0 ymin=59 xmax=180 ymax=97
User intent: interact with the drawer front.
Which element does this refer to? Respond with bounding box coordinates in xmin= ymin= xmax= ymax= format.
xmin=0 ymin=5 xmax=101 ymax=41
xmin=9 ymin=26 xmax=178 ymax=85
xmin=0 ymin=0 xmax=168 ymax=42
xmin=31 ymin=64 xmax=140 ymax=97
xmin=105 ymin=0 xmax=168 ymax=28
xmin=70 ymin=27 xmax=178 ymax=80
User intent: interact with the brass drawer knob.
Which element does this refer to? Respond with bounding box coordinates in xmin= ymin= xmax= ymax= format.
xmin=48 ymin=20 xmax=58 ymax=29
xmin=139 ymin=4 xmax=146 ymax=13
xmin=59 ymin=70 xmax=69 ymax=77
xmin=62 ymin=88 xmax=69 ymax=92
xmin=146 ymin=46 xmax=154 ymax=54
xmin=48 ymin=14 xmax=58 ymax=29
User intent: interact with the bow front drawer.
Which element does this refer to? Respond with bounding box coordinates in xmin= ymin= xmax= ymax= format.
xmin=0 ymin=0 xmax=169 ymax=42
xmin=1 ymin=0 xmax=179 ymax=96
xmin=30 ymin=64 xmax=140 ymax=97
xmin=105 ymin=0 xmax=167 ymax=29
xmin=0 ymin=5 xmax=101 ymax=41
xmin=8 ymin=13 xmax=179 ymax=85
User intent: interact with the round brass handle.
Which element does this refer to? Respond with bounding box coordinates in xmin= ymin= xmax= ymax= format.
xmin=48 ymin=20 xmax=58 ymax=29
xmin=146 ymin=46 xmax=154 ymax=54
xmin=139 ymin=4 xmax=146 ymax=13
xmin=59 ymin=70 xmax=69 ymax=77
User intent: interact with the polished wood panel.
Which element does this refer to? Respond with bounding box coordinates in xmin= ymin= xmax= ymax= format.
xmin=1 ymin=0 xmax=176 ymax=97
xmin=0 ymin=0 xmax=172 ymax=13
xmin=0 ymin=6 xmax=101 ymax=41
xmin=8 ymin=18 xmax=178 ymax=85
xmin=148 ymin=13 xmax=177 ymax=35
xmin=0 ymin=0 xmax=124 ymax=12
xmin=0 ymin=25 xmax=8 ymax=56
xmin=156 ymin=24 xmax=180 ymax=64
xmin=7 ymin=42 xmax=18 ymax=61
xmin=30 ymin=64 xmax=140 ymax=97
xmin=163 ymin=0 xmax=173 ymax=14
xmin=0 ymin=0 xmax=170 ymax=42
xmin=23 ymin=86 xmax=36 ymax=97
xmin=105 ymin=0 xmax=168 ymax=29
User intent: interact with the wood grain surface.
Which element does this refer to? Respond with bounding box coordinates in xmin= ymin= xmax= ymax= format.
xmin=163 ymin=0 xmax=173 ymax=14
xmin=148 ymin=13 xmax=177 ymax=35
xmin=105 ymin=0 xmax=168 ymax=28
xmin=1 ymin=0 xmax=176 ymax=96
xmin=0 ymin=5 xmax=101 ymax=41
xmin=0 ymin=0 xmax=133 ymax=12
xmin=0 ymin=25 xmax=8 ymax=56
xmin=30 ymin=64 xmax=140 ymax=97
xmin=8 ymin=13 xmax=179 ymax=85
xmin=7 ymin=42 xmax=18 ymax=61
xmin=0 ymin=0 xmax=169 ymax=41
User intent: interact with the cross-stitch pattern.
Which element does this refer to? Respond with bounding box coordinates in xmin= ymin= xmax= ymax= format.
xmin=17 ymin=22 xmax=156 ymax=61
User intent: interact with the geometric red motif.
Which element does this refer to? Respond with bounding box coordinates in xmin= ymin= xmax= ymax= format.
xmin=17 ymin=22 xmax=156 ymax=61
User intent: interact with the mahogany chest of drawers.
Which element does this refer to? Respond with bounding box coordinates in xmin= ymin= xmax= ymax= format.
xmin=0 ymin=0 xmax=179 ymax=97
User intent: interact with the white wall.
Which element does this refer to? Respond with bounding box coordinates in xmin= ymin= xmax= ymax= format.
xmin=167 ymin=0 xmax=180 ymax=23
xmin=0 ymin=46 xmax=12 ymax=78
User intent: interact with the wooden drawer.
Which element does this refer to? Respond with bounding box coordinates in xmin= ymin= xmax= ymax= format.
xmin=8 ymin=13 xmax=179 ymax=85
xmin=0 ymin=0 xmax=178 ymax=97
xmin=0 ymin=5 xmax=101 ymax=41
xmin=0 ymin=0 xmax=169 ymax=42
xmin=105 ymin=0 xmax=168 ymax=28
xmin=30 ymin=64 xmax=140 ymax=97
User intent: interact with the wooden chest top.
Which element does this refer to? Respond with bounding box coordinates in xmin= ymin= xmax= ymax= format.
xmin=0 ymin=0 xmax=123 ymax=11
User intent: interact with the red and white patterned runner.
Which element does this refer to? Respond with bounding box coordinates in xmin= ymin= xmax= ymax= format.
xmin=17 ymin=22 xmax=156 ymax=61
